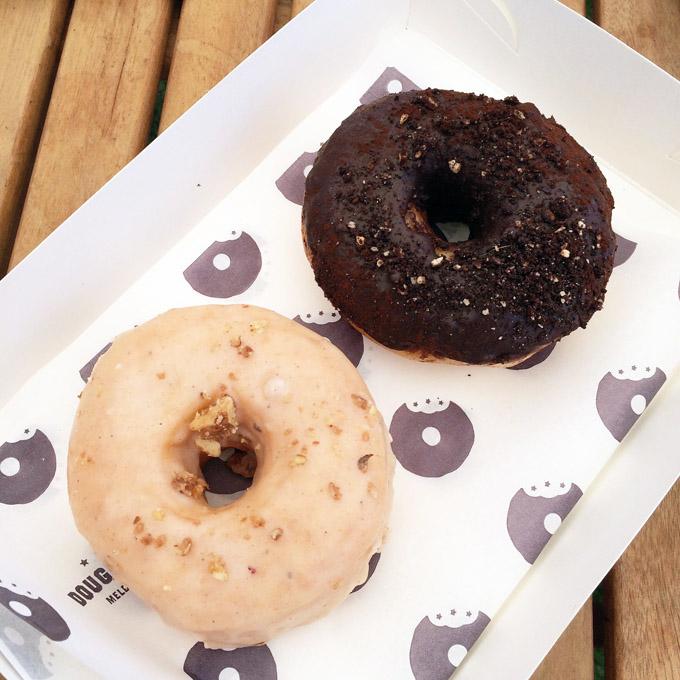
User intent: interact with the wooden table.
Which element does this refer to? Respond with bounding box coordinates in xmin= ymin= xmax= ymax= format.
xmin=0 ymin=1 xmax=678 ymax=678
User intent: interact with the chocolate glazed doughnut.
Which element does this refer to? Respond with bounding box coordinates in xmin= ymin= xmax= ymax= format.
xmin=302 ymin=89 xmax=616 ymax=365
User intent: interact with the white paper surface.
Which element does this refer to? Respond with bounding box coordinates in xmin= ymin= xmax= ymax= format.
xmin=1 ymin=23 xmax=679 ymax=680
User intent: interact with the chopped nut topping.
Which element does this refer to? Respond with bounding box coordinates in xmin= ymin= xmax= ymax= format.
xmin=414 ymin=150 xmax=422 ymax=159
xmin=209 ymin=555 xmax=229 ymax=581
xmin=376 ymin=259 xmax=384 ymax=267
xmin=175 ymin=537 xmax=192 ymax=556
xmin=351 ymin=394 xmax=369 ymax=409
xmin=230 ymin=335 xmax=242 ymax=347
xmin=328 ymin=482 xmax=342 ymax=501
xmin=448 ymin=159 xmax=462 ymax=174
xmin=416 ymin=275 xmax=426 ymax=284
xmin=190 ymin=395 xmax=238 ymax=435
xmin=367 ymin=482 xmax=379 ymax=499
xmin=463 ymin=298 xmax=470 ymax=306
xmin=155 ymin=534 xmax=167 ymax=548
xmin=196 ymin=438 xmax=221 ymax=457
xmin=290 ymin=454 xmax=307 ymax=467
xmin=399 ymin=113 xmax=408 ymax=124
xmin=357 ymin=454 xmax=373 ymax=472
xmin=152 ymin=508 xmax=165 ymax=521
xmin=514 ymin=108 xmax=526 ymax=120
xmin=355 ymin=235 xmax=365 ymax=246
xmin=249 ymin=320 xmax=267 ymax=334
xmin=430 ymin=256 xmax=444 ymax=267
xmin=368 ymin=404 xmax=378 ymax=418
xmin=171 ymin=471 xmax=209 ymax=498
xmin=271 ymin=528 xmax=283 ymax=541
xmin=481 ymin=308 xmax=490 ymax=316
xmin=347 ymin=220 xmax=356 ymax=229
xmin=226 ymin=450 xmax=257 ymax=478
xmin=560 ymin=248 xmax=571 ymax=258
xmin=250 ymin=515 xmax=265 ymax=528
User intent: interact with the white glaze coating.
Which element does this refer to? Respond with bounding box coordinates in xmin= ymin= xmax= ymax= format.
xmin=68 ymin=305 xmax=394 ymax=646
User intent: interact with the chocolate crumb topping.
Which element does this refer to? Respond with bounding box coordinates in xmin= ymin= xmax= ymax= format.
xmin=302 ymin=89 xmax=615 ymax=364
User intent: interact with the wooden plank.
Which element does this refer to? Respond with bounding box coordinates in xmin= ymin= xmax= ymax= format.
xmin=8 ymin=0 xmax=173 ymax=269
xmin=603 ymin=480 xmax=680 ymax=680
xmin=595 ymin=0 xmax=680 ymax=79
xmin=292 ymin=0 xmax=314 ymax=17
xmin=594 ymin=6 xmax=679 ymax=678
xmin=560 ymin=0 xmax=587 ymax=14
xmin=158 ymin=0 xmax=278 ymax=133
xmin=531 ymin=602 xmax=594 ymax=680
xmin=274 ymin=0 xmax=293 ymax=33
xmin=0 ymin=0 xmax=71 ymax=276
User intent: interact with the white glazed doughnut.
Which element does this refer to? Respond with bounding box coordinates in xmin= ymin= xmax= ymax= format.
xmin=68 ymin=305 xmax=395 ymax=646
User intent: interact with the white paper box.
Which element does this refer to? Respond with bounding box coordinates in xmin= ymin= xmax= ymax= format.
xmin=1 ymin=1 xmax=679 ymax=679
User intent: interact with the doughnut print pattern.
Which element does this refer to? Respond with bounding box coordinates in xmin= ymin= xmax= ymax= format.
xmin=389 ymin=401 xmax=474 ymax=477
xmin=0 ymin=430 xmax=56 ymax=505
xmin=183 ymin=232 xmax=262 ymax=298
xmin=276 ymin=150 xmax=318 ymax=206
xmin=351 ymin=552 xmax=381 ymax=593
xmin=613 ymin=232 xmax=637 ymax=268
xmin=507 ymin=343 xmax=556 ymax=371
xmin=0 ymin=582 xmax=70 ymax=642
xmin=506 ymin=484 xmax=583 ymax=563
xmin=596 ymin=366 xmax=666 ymax=442
xmin=0 ymin=606 xmax=52 ymax=680
xmin=409 ymin=610 xmax=491 ymax=679
xmin=183 ymin=643 xmax=277 ymax=680
xmin=359 ymin=67 xmax=420 ymax=105
xmin=293 ymin=313 xmax=364 ymax=367
xmin=79 ymin=343 xmax=112 ymax=382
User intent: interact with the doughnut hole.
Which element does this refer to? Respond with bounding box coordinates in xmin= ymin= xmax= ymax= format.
xmin=414 ymin=164 xmax=491 ymax=244
xmin=202 ymin=447 xmax=257 ymax=508
xmin=174 ymin=392 xmax=261 ymax=509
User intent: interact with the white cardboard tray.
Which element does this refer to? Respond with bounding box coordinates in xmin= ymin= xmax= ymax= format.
xmin=1 ymin=1 xmax=679 ymax=679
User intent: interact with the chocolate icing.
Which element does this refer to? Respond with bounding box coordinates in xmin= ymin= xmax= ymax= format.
xmin=302 ymin=89 xmax=615 ymax=365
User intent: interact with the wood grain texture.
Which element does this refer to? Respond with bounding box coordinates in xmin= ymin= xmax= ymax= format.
xmin=560 ymin=0 xmax=587 ymax=14
xmin=274 ymin=0 xmax=293 ymax=32
xmin=603 ymin=480 xmax=680 ymax=680
xmin=292 ymin=0 xmax=315 ymax=18
xmin=8 ymin=0 xmax=173 ymax=269
xmin=595 ymin=0 xmax=680 ymax=79
xmin=0 ymin=0 xmax=71 ymax=276
xmin=158 ymin=0 xmax=277 ymax=133
xmin=531 ymin=602 xmax=594 ymax=680
xmin=595 ymin=4 xmax=680 ymax=678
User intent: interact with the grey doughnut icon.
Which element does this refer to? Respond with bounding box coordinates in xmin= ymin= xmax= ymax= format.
xmin=0 ymin=606 xmax=53 ymax=680
xmin=0 ymin=583 xmax=70 ymax=642
xmin=276 ymin=150 xmax=318 ymax=206
xmin=184 ymin=642 xmax=277 ymax=680
xmin=184 ymin=233 xmax=262 ymax=299
xmin=410 ymin=610 xmax=491 ymax=679
xmin=360 ymin=67 xmax=420 ymax=105
xmin=596 ymin=367 xmax=666 ymax=442
xmin=506 ymin=484 xmax=583 ymax=563
xmin=0 ymin=430 xmax=56 ymax=505
xmin=79 ymin=342 xmax=112 ymax=382
xmin=507 ymin=343 xmax=556 ymax=371
xmin=293 ymin=314 xmax=364 ymax=367
xmin=389 ymin=401 xmax=474 ymax=477
xmin=351 ymin=552 xmax=381 ymax=593
xmin=613 ymin=232 xmax=637 ymax=268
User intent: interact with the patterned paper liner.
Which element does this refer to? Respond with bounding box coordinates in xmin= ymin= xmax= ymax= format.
xmin=1 ymin=33 xmax=679 ymax=680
